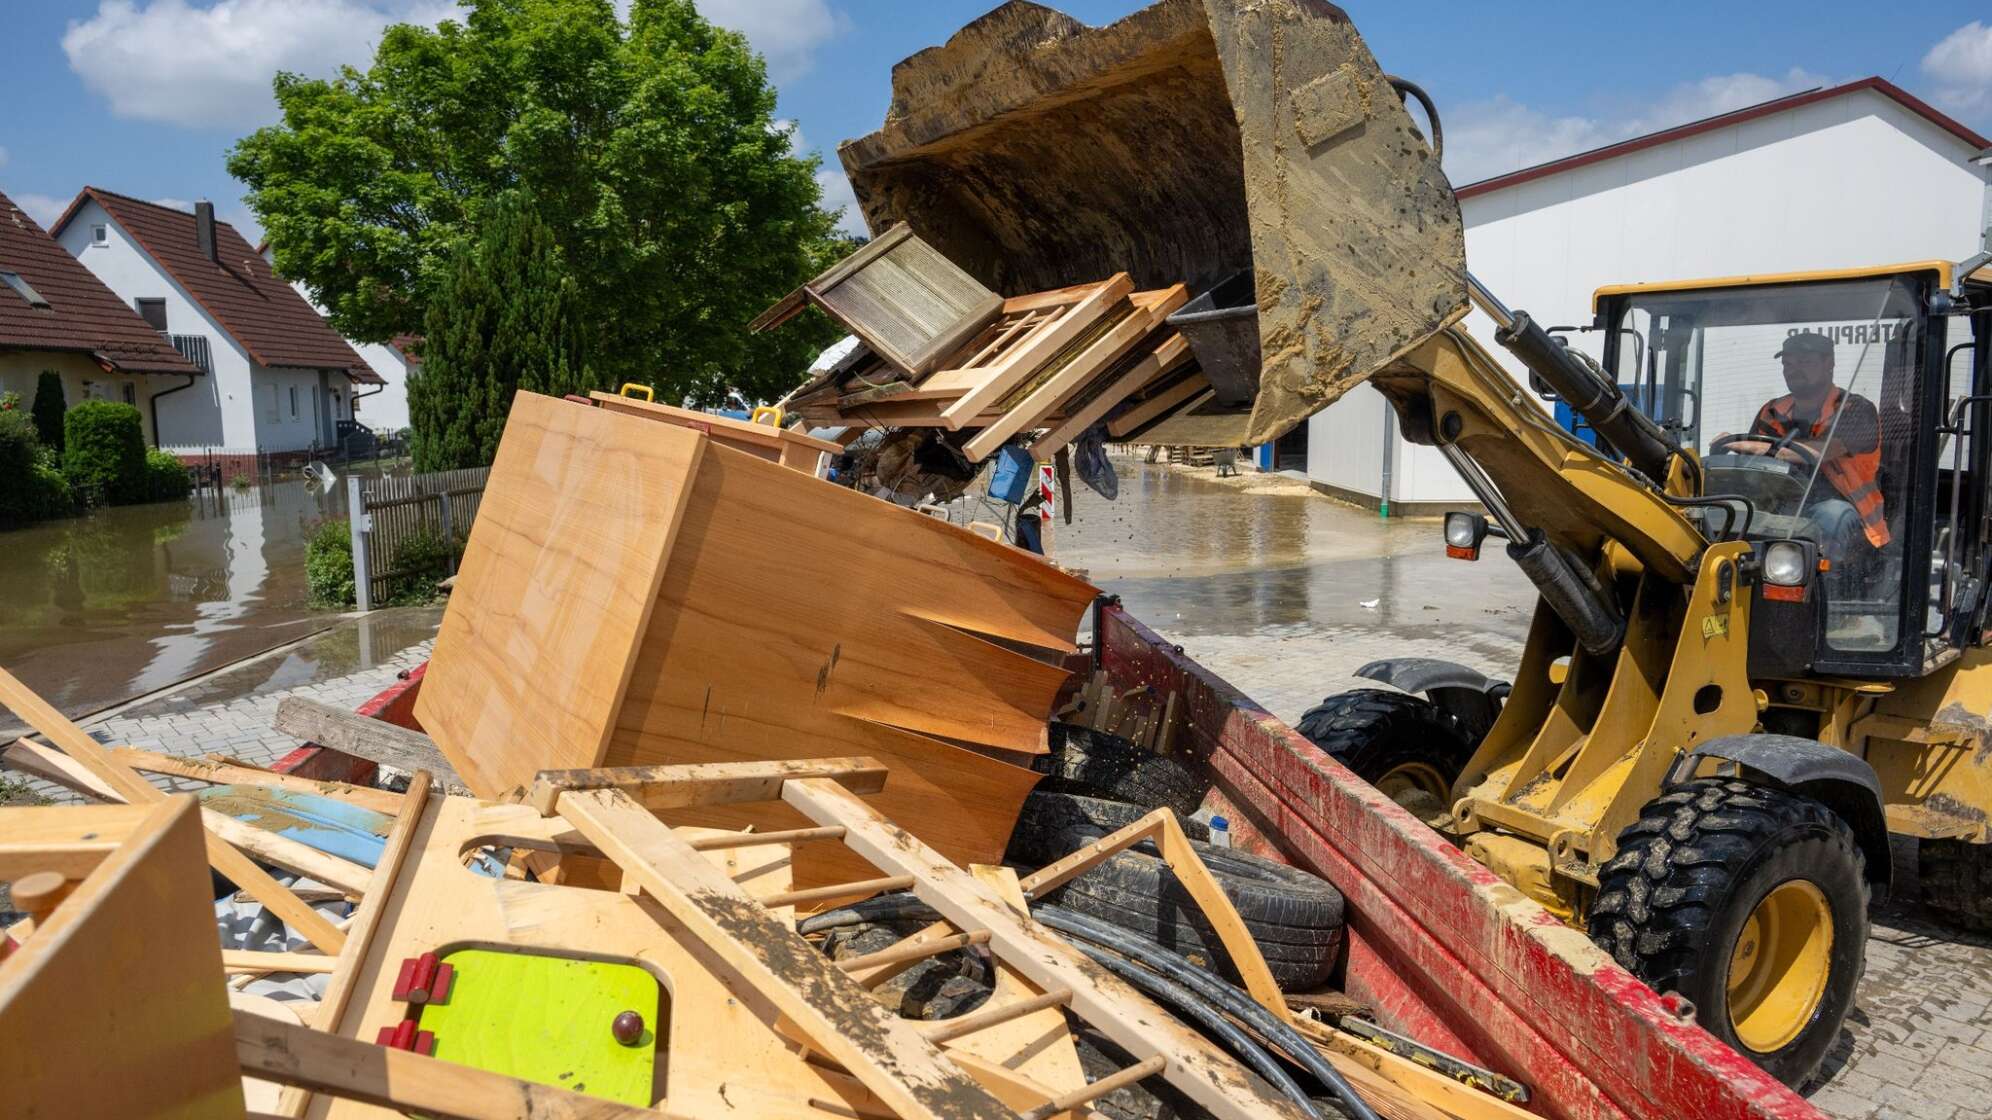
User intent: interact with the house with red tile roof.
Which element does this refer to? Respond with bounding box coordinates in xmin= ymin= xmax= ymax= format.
xmin=50 ymin=188 xmax=369 ymax=468
xmin=257 ymin=239 xmax=414 ymax=434
xmin=0 ymin=190 xmax=201 ymax=445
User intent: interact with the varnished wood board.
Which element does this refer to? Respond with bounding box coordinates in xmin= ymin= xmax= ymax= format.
xmin=1033 ymin=332 xmax=1193 ymax=456
xmin=414 ymin=392 xmax=709 ymax=798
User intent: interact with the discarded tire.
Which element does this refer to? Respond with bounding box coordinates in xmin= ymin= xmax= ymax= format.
xmin=1038 ymin=723 xmax=1211 ymax=818
xmin=1033 ymin=837 xmax=1345 ymax=991
xmin=1070 ymin=1024 xmax=1199 ymax=1120
xmin=1007 ymin=790 xmax=1209 ymax=867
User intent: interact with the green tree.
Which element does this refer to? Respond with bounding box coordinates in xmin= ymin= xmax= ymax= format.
xmin=229 ymin=0 xmax=845 ymax=405
xmin=407 ymin=193 xmax=590 ymax=470
xmin=30 ymin=372 xmax=65 ymax=453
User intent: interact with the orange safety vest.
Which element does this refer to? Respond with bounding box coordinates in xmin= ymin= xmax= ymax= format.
xmin=1753 ymin=387 xmax=1890 ymax=548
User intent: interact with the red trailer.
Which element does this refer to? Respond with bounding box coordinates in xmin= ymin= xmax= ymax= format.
xmin=285 ymin=601 xmax=1826 ymax=1120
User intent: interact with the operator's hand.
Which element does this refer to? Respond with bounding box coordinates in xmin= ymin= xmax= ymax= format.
xmin=1724 ymin=438 xmax=1773 ymax=456
xmin=1774 ymin=446 xmax=1809 ymax=465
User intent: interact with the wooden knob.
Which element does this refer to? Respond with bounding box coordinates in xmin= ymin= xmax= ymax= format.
xmin=12 ymin=871 xmax=73 ymax=922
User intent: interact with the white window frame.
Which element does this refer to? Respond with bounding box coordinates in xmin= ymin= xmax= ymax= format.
xmin=91 ymin=223 xmax=109 ymax=246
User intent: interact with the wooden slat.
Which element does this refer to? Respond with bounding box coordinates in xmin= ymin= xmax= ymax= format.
xmin=273 ymin=696 xmax=460 ymax=787
xmin=1106 ymin=373 xmax=1212 ymax=438
xmin=526 ymin=757 xmax=890 ymax=816
xmin=236 ymin=1010 xmax=671 ymax=1120
xmin=782 ymin=778 xmax=1313 ymax=1120
xmin=111 ymin=747 xmax=404 ymax=814
xmin=938 ymin=275 xmax=1134 ymax=426
xmin=964 ymin=284 xmax=1190 ymax=462
xmin=1032 ymin=333 xmax=1192 ymax=456
xmin=555 ymin=788 xmax=1015 ymax=1120
xmin=223 ymin=950 xmax=339 ymax=974
xmin=200 ymin=808 xmax=371 ymax=898
xmin=0 ymin=669 xmax=346 ymax=955
xmin=0 ymin=803 xmax=150 ymax=879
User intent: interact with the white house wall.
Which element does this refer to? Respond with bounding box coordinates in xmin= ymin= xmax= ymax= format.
xmin=57 ymin=199 xmax=250 ymax=452
xmin=347 ymin=341 xmax=412 ymax=432
xmin=1308 ymin=88 xmax=1992 ymax=506
xmin=0 ymin=350 xmax=176 ymax=445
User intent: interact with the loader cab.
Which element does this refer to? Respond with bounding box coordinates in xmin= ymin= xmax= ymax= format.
xmin=1595 ymin=263 xmax=1992 ymax=678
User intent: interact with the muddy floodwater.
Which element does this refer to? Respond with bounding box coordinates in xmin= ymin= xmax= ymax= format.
xmin=1054 ymin=459 xmax=1534 ymax=641
xmin=0 ymin=479 xmax=359 ymax=722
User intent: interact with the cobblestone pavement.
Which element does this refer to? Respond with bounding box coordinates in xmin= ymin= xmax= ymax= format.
xmin=1064 ymin=459 xmax=1992 ymax=1120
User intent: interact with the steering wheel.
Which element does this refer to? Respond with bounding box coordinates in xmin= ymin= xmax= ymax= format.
xmin=1708 ymin=432 xmax=1822 ymax=474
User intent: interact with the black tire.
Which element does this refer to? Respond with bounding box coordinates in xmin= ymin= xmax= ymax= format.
xmin=1034 ymin=839 xmax=1345 ymax=991
xmin=1038 ymin=724 xmax=1211 ymax=818
xmin=1589 ymin=779 xmax=1869 ymax=1088
xmin=1294 ymin=690 xmax=1473 ymax=815
xmin=1007 ymin=790 xmax=1209 ymax=866
xmin=1070 ymin=1024 xmax=1200 ymax=1120
xmin=1920 ymin=839 xmax=1992 ymax=932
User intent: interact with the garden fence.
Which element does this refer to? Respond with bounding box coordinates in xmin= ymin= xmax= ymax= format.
xmin=347 ymin=467 xmax=489 ymax=610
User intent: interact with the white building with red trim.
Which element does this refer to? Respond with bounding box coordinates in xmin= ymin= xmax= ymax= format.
xmin=1306 ymin=77 xmax=1992 ymax=512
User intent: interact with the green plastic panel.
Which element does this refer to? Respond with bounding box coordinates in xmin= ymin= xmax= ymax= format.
xmin=418 ymin=948 xmax=659 ymax=1105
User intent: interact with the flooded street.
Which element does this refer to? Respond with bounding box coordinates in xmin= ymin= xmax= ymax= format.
xmin=1056 ymin=457 xmax=1534 ymax=642
xmin=0 ymin=479 xmax=357 ymax=726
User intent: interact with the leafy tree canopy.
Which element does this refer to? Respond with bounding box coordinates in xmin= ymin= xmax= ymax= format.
xmin=230 ymin=0 xmax=848 ymax=404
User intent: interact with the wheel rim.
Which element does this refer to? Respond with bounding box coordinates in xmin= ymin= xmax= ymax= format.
xmin=1726 ymin=879 xmax=1834 ymax=1053
xmin=1374 ymin=761 xmax=1452 ymax=807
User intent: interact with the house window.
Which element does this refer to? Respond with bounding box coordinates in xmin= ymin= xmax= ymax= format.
xmin=263 ymin=385 xmax=279 ymax=422
xmin=91 ymin=224 xmax=109 ymax=246
xmin=122 ymin=382 xmax=137 ymax=406
xmin=134 ymin=297 xmax=167 ymax=332
xmin=289 ymin=385 xmax=299 ymax=419
xmin=0 ymin=271 xmax=49 ymax=308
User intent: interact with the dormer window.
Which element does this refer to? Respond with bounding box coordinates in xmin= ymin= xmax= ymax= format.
xmin=0 ymin=270 xmax=49 ymax=308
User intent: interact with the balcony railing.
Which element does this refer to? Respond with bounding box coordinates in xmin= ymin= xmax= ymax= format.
xmin=169 ymin=333 xmax=213 ymax=374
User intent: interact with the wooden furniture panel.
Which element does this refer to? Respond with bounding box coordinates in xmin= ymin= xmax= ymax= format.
xmin=1108 ymin=371 xmax=1213 ymax=438
xmin=414 ymin=393 xmax=708 ymax=796
xmin=938 ymin=275 xmax=1134 ymax=428
xmin=1033 ymin=332 xmax=1192 ymax=456
xmin=752 ymin=223 xmax=1003 ymax=376
xmin=0 ymin=798 xmax=245 ymax=1118
xmin=587 ymin=392 xmax=838 ymax=475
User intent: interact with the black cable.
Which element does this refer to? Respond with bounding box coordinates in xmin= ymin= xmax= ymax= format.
xmin=1065 ymin=937 xmax=1328 ymax=1120
xmin=1037 ymin=905 xmax=1384 ymax=1120
xmin=796 ymin=891 xmax=936 ymax=934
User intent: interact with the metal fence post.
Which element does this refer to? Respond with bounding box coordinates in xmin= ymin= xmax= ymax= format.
xmin=348 ymin=474 xmax=373 ymax=613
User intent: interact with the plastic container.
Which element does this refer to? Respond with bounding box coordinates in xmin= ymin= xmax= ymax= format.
xmin=1165 ymin=270 xmax=1261 ymax=407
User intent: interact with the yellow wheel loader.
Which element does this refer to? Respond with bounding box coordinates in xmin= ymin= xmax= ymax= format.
xmin=836 ymin=0 xmax=1992 ymax=1089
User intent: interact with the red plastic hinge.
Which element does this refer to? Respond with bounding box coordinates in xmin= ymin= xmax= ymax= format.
xmin=393 ymin=951 xmax=449 ymax=1003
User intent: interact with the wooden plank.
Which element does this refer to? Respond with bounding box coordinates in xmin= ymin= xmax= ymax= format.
xmin=0 ymin=802 xmax=150 ymax=878
xmin=939 ymin=275 xmax=1134 ymax=427
xmin=224 ymin=950 xmax=340 ymax=974
xmin=587 ymin=392 xmax=840 ymax=457
xmin=413 ymin=392 xmax=709 ymax=798
xmin=555 ymin=788 xmax=1015 ymax=1120
xmin=0 ymin=668 xmax=347 ymax=955
xmin=964 ymin=285 xmax=1189 ymax=462
xmin=1032 ymin=332 xmax=1192 ymax=456
xmin=526 ymin=756 xmax=890 ymax=816
xmin=273 ymin=697 xmax=461 ymax=787
xmin=236 ymin=1010 xmax=671 ymax=1120
xmin=1 ymin=798 xmax=246 ymax=1118
xmin=278 ymin=771 xmax=432 ymax=1118
xmin=202 ymin=807 xmax=371 ymax=898
xmin=114 ymin=747 xmax=405 ymax=814
xmin=782 ymin=778 xmax=1313 ymax=1120
xmin=953 ymin=866 xmax=1089 ymax=1095
xmin=1107 ymin=373 xmax=1212 ymax=438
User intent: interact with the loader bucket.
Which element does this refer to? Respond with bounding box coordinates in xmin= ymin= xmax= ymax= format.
xmin=839 ymin=0 xmax=1469 ymax=445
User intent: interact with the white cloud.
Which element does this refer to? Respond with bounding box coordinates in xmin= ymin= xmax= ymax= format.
xmin=1444 ymin=69 xmax=1829 ymax=185
xmin=695 ymin=0 xmax=846 ymax=84
xmin=1923 ymin=21 xmax=1992 ymax=118
xmin=777 ymin=119 xmax=864 ymax=236
xmin=6 ymin=192 xmax=70 ymax=230
xmin=151 ymin=196 xmax=194 ymax=212
xmin=63 ymin=0 xmax=455 ymax=130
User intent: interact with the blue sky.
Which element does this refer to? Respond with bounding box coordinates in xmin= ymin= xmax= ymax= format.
xmin=2 ymin=1 xmax=1988 ymax=245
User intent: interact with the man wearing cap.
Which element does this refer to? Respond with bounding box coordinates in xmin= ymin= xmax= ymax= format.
xmin=1722 ymin=331 xmax=1890 ymax=562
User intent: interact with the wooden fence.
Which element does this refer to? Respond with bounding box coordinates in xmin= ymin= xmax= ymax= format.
xmin=347 ymin=467 xmax=490 ymax=610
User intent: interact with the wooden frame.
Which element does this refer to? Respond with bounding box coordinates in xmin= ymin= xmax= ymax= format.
xmin=1031 ymin=331 xmax=1193 ymax=457
xmin=751 ymin=223 xmax=1005 ymax=377
xmin=930 ymin=275 xmax=1134 ymax=428
xmin=587 ymin=391 xmax=839 ymax=475
xmin=1107 ymin=375 xmax=1213 ymax=439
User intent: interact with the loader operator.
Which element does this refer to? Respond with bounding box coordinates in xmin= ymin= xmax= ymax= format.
xmin=1720 ymin=331 xmax=1890 ymax=566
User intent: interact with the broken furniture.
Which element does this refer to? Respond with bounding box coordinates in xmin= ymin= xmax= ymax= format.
xmin=585 ymin=389 xmax=841 ymax=476
xmin=413 ymin=391 xmax=1098 ymax=886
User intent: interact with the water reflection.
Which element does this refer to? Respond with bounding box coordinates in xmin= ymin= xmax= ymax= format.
xmin=0 ymin=480 xmax=349 ymax=717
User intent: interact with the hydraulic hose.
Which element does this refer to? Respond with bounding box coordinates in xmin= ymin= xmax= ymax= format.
xmin=1064 ymin=936 xmax=1328 ymax=1120
xmin=1037 ymin=905 xmax=1384 ymax=1120
xmin=796 ymin=892 xmax=937 ymax=934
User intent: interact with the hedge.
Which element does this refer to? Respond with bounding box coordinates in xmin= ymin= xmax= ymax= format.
xmin=0 ymin=410 xmax=72 ymax=527
xmin=63 ymin=401 xmax=148 ymax=506
xmin=306 ymin=519 xmax=356 ymax=607
xmin=143 ymin=449 xmax=193 ymax=501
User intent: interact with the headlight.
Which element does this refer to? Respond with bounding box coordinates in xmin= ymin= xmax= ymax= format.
xmin=1762 ymin=540 xmax=1808 ymax=586
xmin=1445 ymin=513 xmax=1484 ymax=549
